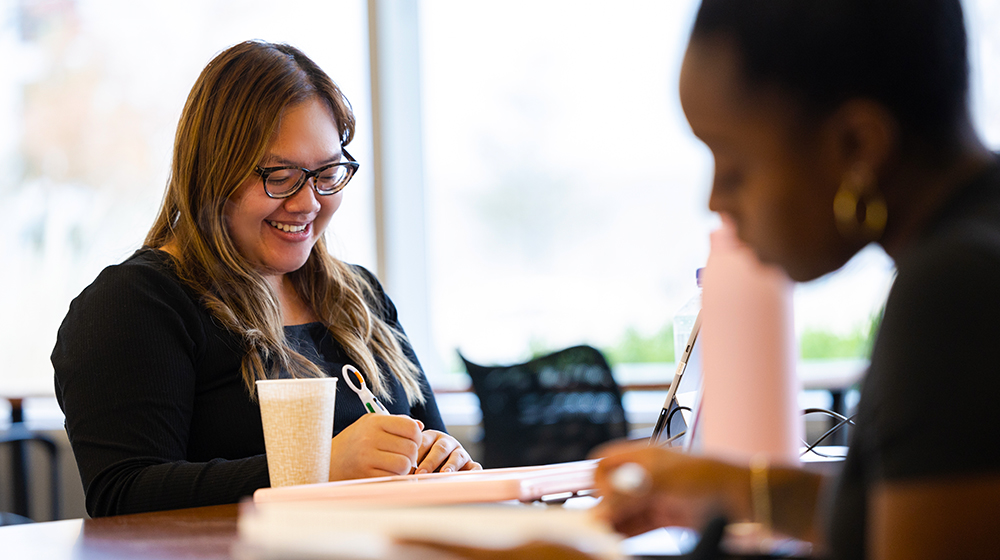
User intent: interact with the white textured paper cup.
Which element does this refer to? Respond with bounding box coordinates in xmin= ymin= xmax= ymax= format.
xmin=256 ymin=377 xmax=338 ymax=488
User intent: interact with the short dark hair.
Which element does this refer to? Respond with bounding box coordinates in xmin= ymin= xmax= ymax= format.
xmin=691 ymin=0 xmax=970 ymax=149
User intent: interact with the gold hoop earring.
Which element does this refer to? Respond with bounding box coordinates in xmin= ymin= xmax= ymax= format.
xmin=833 ymin=168 xmax=887 ymax=241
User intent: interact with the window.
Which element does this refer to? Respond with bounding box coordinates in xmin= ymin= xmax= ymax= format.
xmin=418 ymin=0 xmax=1000 ymax=382
xmin=0 ymin=0 xmax=373 ymax=394
xmin=2 ymin=0 xmax=998 ymax=396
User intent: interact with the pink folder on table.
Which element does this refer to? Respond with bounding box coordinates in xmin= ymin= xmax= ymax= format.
xmin=252 ymin=460 xmax=597 ymax=506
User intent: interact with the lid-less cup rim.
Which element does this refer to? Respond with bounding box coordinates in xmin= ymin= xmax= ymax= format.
xmin=255 ymin=377 xmax=339 ymax=385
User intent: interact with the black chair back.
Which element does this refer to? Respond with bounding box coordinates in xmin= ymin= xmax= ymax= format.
xmin=460 ymin=345 xmax=628 ymax=469
xmin=1 ymin=402 xmax=60 ymax=523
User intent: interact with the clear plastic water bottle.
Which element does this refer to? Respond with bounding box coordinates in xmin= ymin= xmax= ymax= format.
xmin=670 ymin=268 xmax=703 ymax=398
xmin=673 ymin=268 xmax=703 ymax=364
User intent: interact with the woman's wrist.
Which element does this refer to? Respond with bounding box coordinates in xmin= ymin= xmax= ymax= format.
xmin=724 ymin=462 xmax=756 ymax=523
xmin=749 ymin=454 xmax=772 ymax=530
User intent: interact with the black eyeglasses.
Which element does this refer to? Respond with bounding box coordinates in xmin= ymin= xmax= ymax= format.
xmin=254 ymin=149 xmax=359 ymax=199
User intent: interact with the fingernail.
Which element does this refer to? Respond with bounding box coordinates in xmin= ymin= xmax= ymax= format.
xmin=442 ymin=466 xmax=454 ymax=473
xmin=416 ymin=468 xmax=428 ymax=474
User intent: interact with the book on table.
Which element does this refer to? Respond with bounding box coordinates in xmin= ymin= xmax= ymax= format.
xmin=251 ymin=459 xmax=598 ymax=506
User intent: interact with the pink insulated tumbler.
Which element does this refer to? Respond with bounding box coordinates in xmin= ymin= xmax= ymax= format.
xmin=698 ymin=218 xmax=802 ymax=466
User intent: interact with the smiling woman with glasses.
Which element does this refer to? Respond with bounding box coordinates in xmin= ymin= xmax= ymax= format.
xmin=51 ymin=40 xmax=479 ymax=518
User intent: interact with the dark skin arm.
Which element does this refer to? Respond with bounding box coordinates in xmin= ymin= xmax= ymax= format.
xmin=870 ymin=475 xmax=1000 ymax=560
xmin=402 ymin=441 xmax=827 ymax=560
xmin=592 ymin=440 xmax=826 ymax=546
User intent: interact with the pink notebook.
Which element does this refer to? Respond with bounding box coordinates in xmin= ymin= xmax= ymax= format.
xmin=252 ymin=460 xmax=597 ymax=506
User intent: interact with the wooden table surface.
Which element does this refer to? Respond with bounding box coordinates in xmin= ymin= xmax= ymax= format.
xmin=0 ymin=503 xmax=240 ymax=560
xmin=0 ymin=496 xmax=703 ymax=559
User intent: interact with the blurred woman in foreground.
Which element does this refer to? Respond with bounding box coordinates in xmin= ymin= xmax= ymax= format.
xmin=414 ymin=0 xmax=1000 ymax=558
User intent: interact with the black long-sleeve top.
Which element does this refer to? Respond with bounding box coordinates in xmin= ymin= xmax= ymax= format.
xmin=52 ymin=248 xmax=444 ymax=518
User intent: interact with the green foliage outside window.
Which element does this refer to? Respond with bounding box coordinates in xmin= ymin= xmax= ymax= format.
xmin=798 ymin=327 xmax=869 ymax=359
xmin=601 ymin=325 xmax=676 ymax=366
xmin=597 ymin=310 xmax=883 ymax=366
xmin=800 ymin=310 xmax=883 ymax=360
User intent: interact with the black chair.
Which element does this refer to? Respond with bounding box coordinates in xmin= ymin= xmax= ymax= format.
xmin=460 ymin=345 xmax=628 ymax=469
xmin=1 ymin=399 xmax=60 ymax=524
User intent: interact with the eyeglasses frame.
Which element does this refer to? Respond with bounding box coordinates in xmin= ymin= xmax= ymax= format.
xmin=254 ymin=148 xmax=359 ymax=199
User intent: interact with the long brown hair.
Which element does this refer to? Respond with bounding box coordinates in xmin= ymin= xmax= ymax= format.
xmin=145 ymin=40 xmax=424 ymax=404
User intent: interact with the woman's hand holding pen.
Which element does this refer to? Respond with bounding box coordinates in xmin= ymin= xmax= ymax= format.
xmin=328 ymin=414 xmax=424 ymax=480
xmin=415 ymin=430 xmax=482 ymax=474
xmin=326 ymin=414 xmax=482 ymax=480
xmin=330 ymin=365 xmax=481 ymax=477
